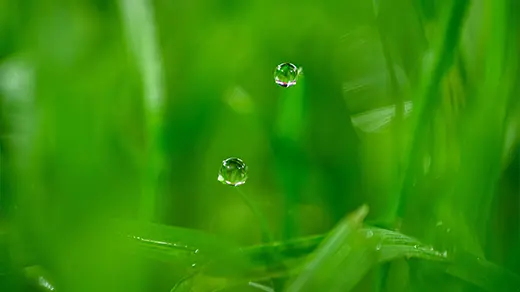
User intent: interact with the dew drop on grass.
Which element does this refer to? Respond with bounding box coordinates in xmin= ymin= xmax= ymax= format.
xmin=218 ymin=157 xmax=248 ymax=186
xmin=274 ymin=62 xmax=300 ymax=87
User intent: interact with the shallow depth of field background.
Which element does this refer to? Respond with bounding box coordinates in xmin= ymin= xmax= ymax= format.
xmin=0 ymin=0 xmax=519 ymax=291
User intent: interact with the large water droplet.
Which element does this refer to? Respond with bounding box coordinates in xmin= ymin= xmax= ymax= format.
xmin=274 ymin=62 xmax=300 ymax=87
xmin=218 ymin=157 xmax=248 ymax=186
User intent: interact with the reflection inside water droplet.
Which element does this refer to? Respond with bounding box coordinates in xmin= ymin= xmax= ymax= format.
xmin=218 ymin=157 xmax=248 ymax=186
xmin=274 ymin=62 xmax=300 ymax=87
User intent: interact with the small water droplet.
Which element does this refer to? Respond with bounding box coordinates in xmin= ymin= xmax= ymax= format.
xmin=193 ymin=249 xmax=199 ymax=254
xmin=366 ymin=230 xmax=374 ymax=238
xmin=218 ymin=157 xmax=248 ymax=186
xmin=375 ymin=243 xmax=382 ymax=251
xmin=436 ymin=221 xmax=443 ymax=226
xmin=413 ymin=245 xmax=418 ymax=249
xmin=446 ymin=228 xmax=451 ymax=233
xmin=442 ymin=251 xmax=448 ymax=258
xmin=274 ymin=62 xmax=300 ymax=87
xmin=191 ymin=263 xmax=197 ymax=268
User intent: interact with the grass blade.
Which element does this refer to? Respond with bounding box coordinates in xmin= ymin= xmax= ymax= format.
xmin=117 ymin=0 xmax=165 ymax=222
xmin=272 ymin=70 xmax=308 ymax=240
xmin=284 ymin=204 xmax=373 ymax=292
xmin=397 ymin=0 xmax=471 ymax=218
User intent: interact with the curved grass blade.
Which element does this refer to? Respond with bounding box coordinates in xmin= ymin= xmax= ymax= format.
xmin=109 ymin=219 xmax=519 ymax=292
xmin=285 ymin=204 xmax=372 ymax=292
xmin=194 ymin=225 xmax=517 ymax=291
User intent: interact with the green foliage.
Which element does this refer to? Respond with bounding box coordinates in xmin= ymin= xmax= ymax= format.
xmin=1 ymin=0 xmax=519 ymax=291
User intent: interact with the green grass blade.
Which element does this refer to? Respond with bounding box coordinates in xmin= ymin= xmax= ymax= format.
xmin=191 ymin=224 xmax=517 ymax=291
xmin=118 ymin=220 xmax=239 ymax=263
xmin=284 ymin=204 xmax=372 ymax=292
xmin=397 ymin=0 xmax=471 ymax=218
xmin=272 ymin=71 xmax=308 ymax=239
xmin=117 ymin=0 xmax=165 ymax=222
xmin=446 ymin=251 xmax=520 ymax=292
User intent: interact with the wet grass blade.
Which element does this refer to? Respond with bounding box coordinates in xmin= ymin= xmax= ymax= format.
xmin=192 ymin=224 xmax=518 ymax=291
xmin=117 ymin=220 xmax=239 ymax=263
xmin=284 ymin=204 xmax=372 ymax=292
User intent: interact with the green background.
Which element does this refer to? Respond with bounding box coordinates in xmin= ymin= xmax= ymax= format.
xmin=0 ymin=0 xmax=519 ymax=291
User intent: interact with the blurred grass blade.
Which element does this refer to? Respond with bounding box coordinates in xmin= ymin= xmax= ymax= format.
xmin=118 ymin=0 xmax=164 ymax=113
xmin=275 ymin=69 xmax=306 ymax=142
xmin=24 ymin=265 xmax=56 ymax=291
xmin=118 ymin=0 xmax=165 ymax=222
xmin=285 ymin=204 xmax=374 ymax=292
xmin=273 ymin=71 xmax=308 ymax=239
xmin=397 ymin=0 xmax=471 ymax=217
xmin=350 ymin=101 xmax=413 ymax=133
xmin=446 ymin=251 xmax=520 ymax=292
xmin=248 ymin=281 xmax=275 ymax=292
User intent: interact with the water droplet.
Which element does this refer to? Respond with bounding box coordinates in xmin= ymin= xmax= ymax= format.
xmin=274 ymin=62 xmax=300 ymax=87
xmin=193 ymin=249 xmax=199 ymax=254
xmin=191 ymin=263 xmax=197 ymax=268
xmin=442 ymin=251 xmax=448 ymax=258
xmin=413 ymin=245 xmax=418 ymax=249
xmin=366 ymin=230 xmax=374 ymax=238
xmin=218 ymin=157 xmax=248 ymax=186
xmin=375 ymin=242 xmax=382 ymax=251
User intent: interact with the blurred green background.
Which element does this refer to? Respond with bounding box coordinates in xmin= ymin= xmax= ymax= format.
xmin=0 ymin=0 xmax=519 ymax=291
